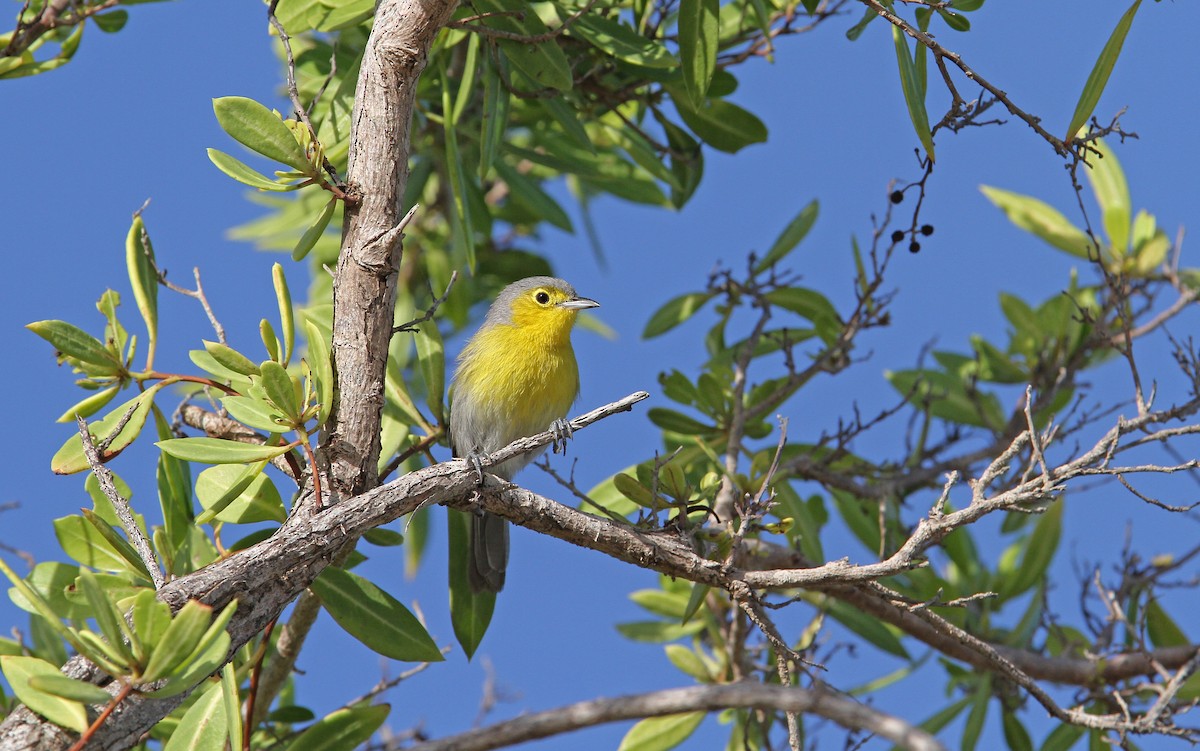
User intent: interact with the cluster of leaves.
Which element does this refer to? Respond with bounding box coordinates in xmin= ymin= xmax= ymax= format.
xmin=0 ymin=0 xmax=145 ymax=79
xmin=585 ymin=142 xmax=1199 ymax=749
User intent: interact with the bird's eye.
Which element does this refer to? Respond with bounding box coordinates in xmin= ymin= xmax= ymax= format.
xmin=535 ymin=291 xmax=551 ymax=305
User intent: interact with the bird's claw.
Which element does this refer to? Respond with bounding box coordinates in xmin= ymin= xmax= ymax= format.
xmin=467 ymin=452 xmax=487 ymax=485
xmin=550 ymin=417 xmax=573 ymax=455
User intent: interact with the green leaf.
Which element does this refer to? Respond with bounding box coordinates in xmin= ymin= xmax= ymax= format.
xmin=92 ymin=10 xmax=128 ymax=32
xmin=204 ymin=341 xmax=260 ymax=377
xmin=479 ymin=61 xmax=508 ymax=181
xmin=304 ymin=320 xmax=334 ymax=427
xmin=288 ymin=704 xmax=390 ymax=751
xmin=984 ymin=184 xmax=1099 ymax=256
xmin=999 ymin=502 xmax=1062 ymax=599
xmin=0 ymin=656 xmax=89 ymax=732
xmin=27 ymin=320 xmax=118 ymax=368
xmin=1064 ymin=0 xmax=1142 ymax=142
xmin=141 ymin=602 xmax=236 ymax=696
xmin=51 ymin=384 xmax=164 ymax=474
xmin=163 ymin=682 xmax=227 ymax=751
xmin=221 ymin=664 xmax=244 ymax=751
xmin=26 ymin=673 xmax=113 ymax=704
xmin=1085 ymin=138 xmax=1131 ymax=253
xmin=259 ymin=361 xmax=301 ymax=422
xmin=292 ymin=196 xmax=336 ymax=261
xmin=618 ymin=712 xmax=705 ymax=751
xmin=664 ymin=644 xmax=710 ymax=681
xmin=675 ymin=98 xmax=767 ymax=154
xmin=647 ymin=408 xmax=713 ymax=436
xmin=413 ymin=321 xmax=445 ymax=425
xmin=678 ymin=0 xmax=719 ymax=108
xmin=474 ymin=0 xmax=572 ymax=92
xmin=643 ymin=292 xmax=713 ymax=338
xmin=77 ymin=569 xmax=136 ymax=666
xmin=570 ymin=14 xmax=676 ymax=69
xmin=1145 ymin=599 xmax=1189 ymax=648
xmin=1001 ymin=707 xmax=1033 ymax=751
xmin=962 ymin=678 xmax=991 ymax=751
xmin=195 ymin=463 xmax=283 ymax=525
xmin=310 ymin=567 xmax=443 ymax=662
xmin=125 ymin=214 xmax=158 ymax=368
xmin=271 ymin=264 xmax=295 ymax=367
xmin=825 ymin=599 xmax=909 ymax=658
xmin=448 ymin=510 xmax=495 ymax=659
xmin=495 ymin=161 xmax=573 ymax=232
xmin=892 ymin=26 xmax=935 ymax=162
xmin=212 ymin=96 xmax=310 ymax=171
xmin=55 ymin=385 xmax=120 ymax=423
xmin=207 ymin=149 xmax=296 ymax=191
xmin=1040 ymin=722 xmax=1086 ymax=751
xmin=157 ymin=437 xmax=291 ymax=465
xmin=886 ymin=369 xmax=1005 ymax=430
xmin=140 ymin=600 xmax=214 ymax=683
xmin=755 ymin=200 xmax=818 ymax=272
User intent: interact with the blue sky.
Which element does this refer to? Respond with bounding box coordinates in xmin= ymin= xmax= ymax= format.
xmin=5 ymin=1 xmax=1200 ymax=748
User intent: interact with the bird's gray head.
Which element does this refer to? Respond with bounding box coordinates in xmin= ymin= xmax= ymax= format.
xmin=482 ymin=276 xmax=596 ymax=327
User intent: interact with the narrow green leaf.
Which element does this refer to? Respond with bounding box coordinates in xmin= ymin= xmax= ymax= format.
xmin=271 ymin=264 xmax=295 ymax=367
xmin=203 ymin=341 xmax=260 ymax=377
xmin=1040 ymin=722 xmax=1086 ymax=751
xmin=980 ymin=186 xmax=1093 ymax=259
xmin=643 ymin=292 xmax=713 ymax=338
xmin=892 ymin=26 xmax=935 ymax=162
xmin=292 ymin=196 xmax=336 ymax=261
xmin=479 ymin=60 xmax=508 ymax=181
xmin=212 ymin=96 xmax=310 ymax=171
xmin=413 ymin=321 xmax=445 ymax=425
xmin=1085 ymin=138 xmax=1131 ymax=253
xmin=1065 ymin=0 xmax=1142 ymax=142
xmin=55 ymin=385 xmax=120 ymax=423
xmin=1146 ymin=599 xmax=1189 ymax=648
xmin=1000 ymin=502 xmax=1063 ymax=599
xmin=570 ymin=14 xmax=676 ymax=69
xmin=27 ymin=320 xmax=118 ymax=368
xmin=755 ymin=200 xmax=818 ymax=272
xmin=27 ymin=673 xmax=112 ymax=704
xmin=259 ymin=361 xmax=300 ymax=422
xmin=962 ymin=679 xmax=991 ymax=751
xmin=0 ymin=656 xmax=90 ymax=732
xmin=826 ymin=599 xmax=909 ymax=658
xmin=77 ymin=570 xmax=136 ymax=666
xmin=221 ymin=664 xmax=244 ymax=751
xmin=618 ymin=712 xmax=705 ymax=751
xmin=310 ymin=567 xmax=443 ymax=662
xmin=448 ymin=510 xmax=495 ymax=659
xmin=1001 ymin=707 xmax=1034 ymax=751
xmin=207 ymin=149 xmax=296 ymax=191
xmin=140 ymin=600 xmax=214 ymax=683
xmin=474 ymin=0 xmax=573 ymax=91
xmin=155 ymin=437 xmax=291 ymax=465
xmin=163 ymin=682 xmax=227 ymax=751
xmin=220 ymin=394 xmax=286 ymax=432
xmin=304 ymin=320 xmax=333 ymax=427
xmin=125 ymin=214 xmax=158 ymax=368
xmin=141 ymin=601 xmax=237 ymax=696
xmin=647 ymin=408 xmax=713 ymax=436
xmin=495 ymin=161 xmax=573 ymax=232
xmin=678 ymin=0 xmax=719 ymax=108
xmin=260 ymin=318 xmax=280 ymax=363
xmin=288 ymin=705 xmax=390 ymax=751
xmin=52 ymin=384 xmax=163 ymax=475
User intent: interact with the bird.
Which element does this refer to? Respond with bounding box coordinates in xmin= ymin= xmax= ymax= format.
xmin=449 ymin=276 xmax=599 ymax=592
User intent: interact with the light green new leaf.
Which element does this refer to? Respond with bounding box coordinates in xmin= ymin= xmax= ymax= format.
xmin=52 ymin=384 xmax=164 ymax=475
xmin=125 ymin=214 xmax=158 ymax=368
xmin=221 ymin=664 xmax=244 ymax=751
xmin=163 ymin=682 xmax=227 ymax=751
xmin=980 ymin=186 xmax=1094 ymax=259
xmin=26 ymin=673 xmax=112 ymax=705
xmin=203 ymin=341 xmax=260 ymax=377
xmin=0 ymin=656 xmax=89 ymax=732
xmin=618 ymin=712 xmax=706 ymax=751
xmin=755 ymin=200 xmax=818 ymax=272
xmin=892 ymin=26 xmax=935 ymax=162
xmin=310 ymin=566 xmax=443 ymax=662
xmin=292 ymin=196 xmax=336 ymax=261
xmin=207 ymin=149 xmax=297 ymax=191
xmin=212 ymin=96 xmax=310 ymax=172
xmin=1085 ymin=138 xmax=1131 ymax=253
xmin=141 ymin=601 xmax=236 ymax=697
xmin=643 ymin=292 xmax=713 ymax=338
xmin=272 ymin=264 xmax=295 ymax=366
xmin=195 ymin=462 xmax=282 ymax=525
xmin=678 ymin=0 xmax=719 ymax=108
xmin=77 ymin=570 xmax=136 ymax=666
xmin=1065 ymin=0 xmax=1141 ymax=142
xmin=220 ymin=395 xmax=285 ymax=433
xmin=140 ymin=600 xmax=214 ymax=684
xmin=304 ymin=320 xmax=334 ymax=426
xmin=55 ymin=385 xmax=119 ymax=423
xmin=999 ymin=502 xmax=1062 ymax=599
xmin=156 ymin=437 xmax=292 ymax=465
xmin=259 ymin=361 xmax=300 ymax=423
xmin=413 ymin=321 xmax=445 ymax=425
xmin=27 ymin=320 xmax=119 ymax=369
xmin=288 ymin=705 xmax=390 ymax=751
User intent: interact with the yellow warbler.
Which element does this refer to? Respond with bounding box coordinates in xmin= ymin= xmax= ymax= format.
xmin=449 ymin=276 xmax=599 ymax=592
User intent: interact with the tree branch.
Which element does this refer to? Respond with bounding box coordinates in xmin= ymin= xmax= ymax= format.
xmin=406 ymin=684 xmax=946 ymax=751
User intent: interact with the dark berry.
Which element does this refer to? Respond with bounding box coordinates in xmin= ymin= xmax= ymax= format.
xmin=908 ymin=241 xmax=921 ymax=253
xmin=920 ymin=224 xmax=934 ymax=236
xmin=890 ymin=190 xmax=904 ymax=204
xmin=891 ymin=230 xmax=905 ymax=243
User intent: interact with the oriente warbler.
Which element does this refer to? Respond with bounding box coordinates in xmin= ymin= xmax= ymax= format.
xmin=449 ymin=276 xmax=599 ymax=592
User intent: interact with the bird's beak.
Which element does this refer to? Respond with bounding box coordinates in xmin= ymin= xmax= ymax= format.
xmin=558 ymin=296 xmax=600 ymax=310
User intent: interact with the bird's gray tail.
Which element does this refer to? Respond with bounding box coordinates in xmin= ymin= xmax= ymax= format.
xmin=468 ymin=511 xmax=508 ymax=593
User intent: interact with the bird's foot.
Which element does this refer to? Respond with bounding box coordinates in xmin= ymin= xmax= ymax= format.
xmin=550 ymin=417 xmax=573 ymax=455
xmin=466 ymin=451 xmax=487 ymax=485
